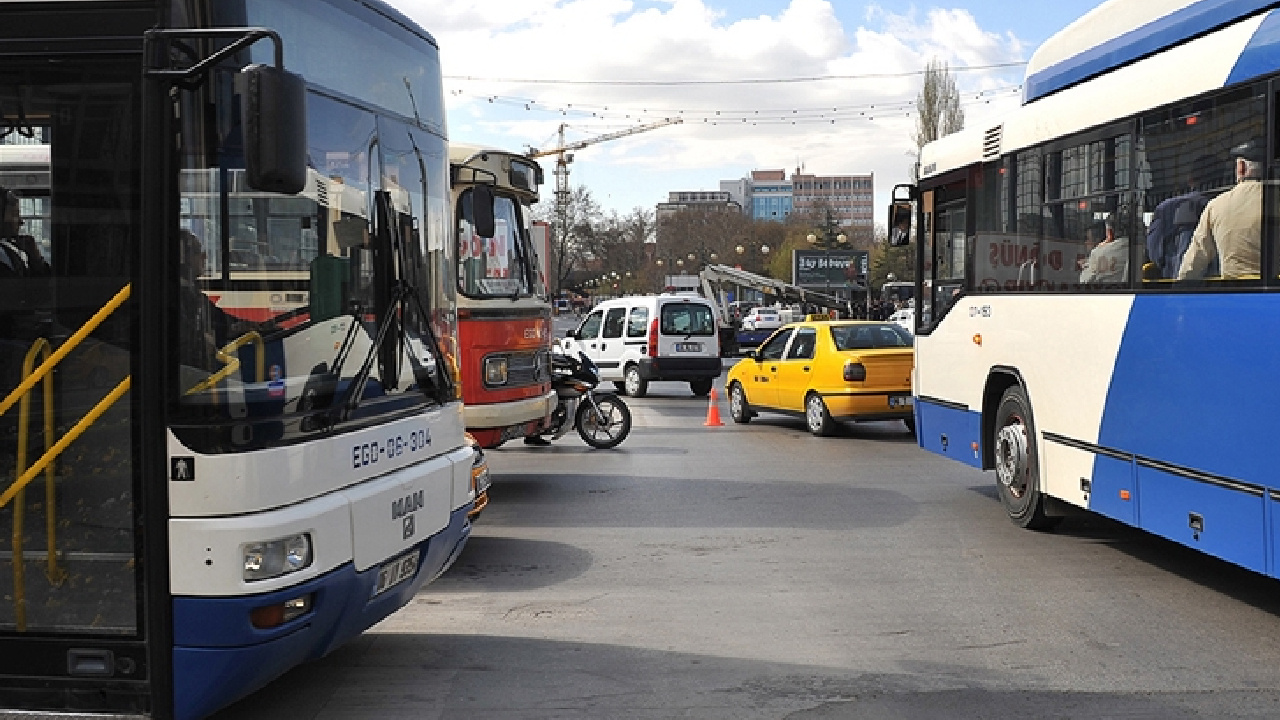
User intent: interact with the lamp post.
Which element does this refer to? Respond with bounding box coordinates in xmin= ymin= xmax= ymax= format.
xmin=654 ymin=255 xmax=687 ymax=292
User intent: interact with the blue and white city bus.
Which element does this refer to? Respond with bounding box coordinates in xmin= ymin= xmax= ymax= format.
xmin=0 ymin=1 xmax=476 ymax=718
xmin=895 ymin=0 xmax=1280 ymax=575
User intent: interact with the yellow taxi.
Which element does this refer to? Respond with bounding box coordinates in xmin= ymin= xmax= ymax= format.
xmin=725 ymin=320 xmax=914 ymax=436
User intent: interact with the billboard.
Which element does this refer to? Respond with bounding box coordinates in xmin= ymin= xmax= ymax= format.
xmin=792 ymin=249 xmax=868 ymax=289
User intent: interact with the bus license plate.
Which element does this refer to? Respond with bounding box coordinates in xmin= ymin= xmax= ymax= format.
xmin=676 ymin=342 xmax=701 ymax=352
xmin=372 ymin=549 xmax=419 ymax=598
xmin=889 ymin=394 xmax=913 ymax=408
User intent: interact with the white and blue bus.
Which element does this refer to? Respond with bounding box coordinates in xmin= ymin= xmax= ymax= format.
xmin=0 ymin=1 xmax=477 ymax=718
xmin=896 ymin=0 xmax=1280 ymax=574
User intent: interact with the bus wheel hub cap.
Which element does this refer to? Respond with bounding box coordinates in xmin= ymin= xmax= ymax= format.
xmin=995 ymin=423 xmax=1028 ymax=490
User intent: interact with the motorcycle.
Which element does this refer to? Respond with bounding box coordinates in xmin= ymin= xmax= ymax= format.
xmin=541 ymin=348 xmax=632 ymax=449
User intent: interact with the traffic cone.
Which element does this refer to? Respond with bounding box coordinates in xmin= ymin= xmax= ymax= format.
xmin=704 ymin=387 xmax=724 ymax=427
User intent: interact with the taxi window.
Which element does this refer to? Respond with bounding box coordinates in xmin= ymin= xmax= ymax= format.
xmin=785 ymin=328 xmax=816 ymax=360
xmin=626 ymin=307 xmax=649 ymax=337
xmin=759 ymin=328 xmax=794 ymax=360
xmin=831 ymin=323 xmax=912 ymax=350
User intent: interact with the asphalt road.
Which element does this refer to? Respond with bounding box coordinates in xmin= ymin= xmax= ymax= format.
xmin=213 ymin=365 xmax=1280 ymax=719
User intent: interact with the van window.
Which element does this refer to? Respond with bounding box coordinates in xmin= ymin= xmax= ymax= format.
xmin=660 ymin=303 xmax=715 ymax=336
xmin=626 ymin=307 xmax=649 ymax=337
xmin=603 ymin=307 xmax=626 ymax=339
xmin=577 ymin=310 xmax=603 ymax=340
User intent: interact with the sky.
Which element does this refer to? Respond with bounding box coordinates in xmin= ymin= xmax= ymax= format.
xmin=391 ymin=0 xmax=1107 ymax=223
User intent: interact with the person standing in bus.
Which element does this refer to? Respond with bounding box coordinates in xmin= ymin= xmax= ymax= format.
xmin=1176 ymin=140 xmax=1263 ymax=280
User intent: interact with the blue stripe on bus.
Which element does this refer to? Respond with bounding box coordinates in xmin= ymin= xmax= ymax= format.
xmin=915 ymin=400 xmax=984 ymax=469
xmin=1226 ymin=9 xmax=1280 ymax=84
xmin=1024 ymin=0 xmax=1275 ymax=103
xmin=1096 ymin=294 xmax=1279 ymax=574
xmin=171 ymin=504 xmax=472 ymax=720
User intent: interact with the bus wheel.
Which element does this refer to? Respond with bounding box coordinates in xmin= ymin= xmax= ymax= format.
xmin=993 ymin=386 xmax=1059 ymax=530
xmin=624 ymin=365 xmax=648 ymax=398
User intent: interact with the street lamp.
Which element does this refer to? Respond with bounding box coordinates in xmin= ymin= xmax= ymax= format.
xmin=807 ymin=214 xmax=849 ymax=303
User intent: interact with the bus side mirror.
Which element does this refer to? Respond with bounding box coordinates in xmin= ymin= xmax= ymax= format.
xmin=888 ymin=201 xmax=912 ymax=247
xmin=240 ymin=64 xmax=308 ymax=195
xmin=472 ymin=184 xmax=496 ymax=239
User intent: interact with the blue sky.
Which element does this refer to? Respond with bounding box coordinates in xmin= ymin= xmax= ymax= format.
xmin=395 ymin=1 xmax=1106 ymax=221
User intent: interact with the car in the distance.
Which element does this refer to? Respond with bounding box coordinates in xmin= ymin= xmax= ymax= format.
xmin=725 ymin=320 xmax=915 ymax=436
xmin=740 ymin=306 xmax=783 ymax=332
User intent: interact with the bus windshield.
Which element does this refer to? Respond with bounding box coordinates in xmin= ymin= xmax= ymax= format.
xmin=171 ymin=82 xmax=455 ymax=453
xmin=457 ymin=189 xmax=537 ymax=298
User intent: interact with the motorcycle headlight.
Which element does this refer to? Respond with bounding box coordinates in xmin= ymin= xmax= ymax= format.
xmin=484 ymin=356 xmax=509 ymax=386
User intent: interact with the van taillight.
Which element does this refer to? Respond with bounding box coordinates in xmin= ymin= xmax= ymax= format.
xmin=648 ymin=318 xmax=659 ymax=357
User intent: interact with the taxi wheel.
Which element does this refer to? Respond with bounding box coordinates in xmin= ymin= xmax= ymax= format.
xmin=624 ymin=364 xmax=648 ymax=398
xmin=728 ymin=382 xmax=751 ymax=424
xmin=805 ymin=393 xmax=835 ymax=437
xmin=993 ymin=386 xmax=1060 ymax=531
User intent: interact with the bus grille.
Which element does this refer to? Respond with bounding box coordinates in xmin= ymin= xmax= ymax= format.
xmin=492 ymin=350 xmax=549 ymax=387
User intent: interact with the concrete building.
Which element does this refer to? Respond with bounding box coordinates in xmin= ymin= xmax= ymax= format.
xmin=655 ymin=190 xmax=741 ymax=222
xmin=790 ymin=169 xmax=874 ymax=230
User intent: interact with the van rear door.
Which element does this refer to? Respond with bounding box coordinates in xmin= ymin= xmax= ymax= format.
xmin=658 ymin=299 xmax=719 ymax=358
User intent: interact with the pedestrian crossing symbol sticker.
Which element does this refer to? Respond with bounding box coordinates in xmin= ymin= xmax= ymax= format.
xmin=171 ymin=456 xmax=195 ymax=482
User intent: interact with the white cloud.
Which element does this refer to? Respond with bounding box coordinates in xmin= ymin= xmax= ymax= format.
xmin=393 ymin=0 xmax=1028 ymax=215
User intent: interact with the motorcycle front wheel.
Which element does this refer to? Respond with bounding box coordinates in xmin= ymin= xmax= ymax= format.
xmin=576 ymin=392 xmax=632 ymax=449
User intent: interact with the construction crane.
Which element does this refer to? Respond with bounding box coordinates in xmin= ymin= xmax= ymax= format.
xmin=527 ymin=117 xmax=683 ymax=222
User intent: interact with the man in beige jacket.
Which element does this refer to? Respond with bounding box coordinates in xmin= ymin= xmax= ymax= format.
xmin=1176 ymin=139 xmax=1264 ymax=280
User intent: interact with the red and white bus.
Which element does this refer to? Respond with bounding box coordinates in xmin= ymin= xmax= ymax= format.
xmin=449 ymin=145 xmax=555 ymax=447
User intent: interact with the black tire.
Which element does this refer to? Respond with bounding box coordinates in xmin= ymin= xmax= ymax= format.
xmin=904 ymin=417 xmax=916 ymax=436
xmin=993 ymin=386 xmax=1060 ymax=530
xmin=576 ymin=393 xmax=631 ymax=449
xmin=613 ymin=380 xmax=628 ymax=396
xmin=624 ymin=364 xmax=648 ymax=398
xmin=805 ymin=393 xmax=836 ymax=437
xmin=728 ymin=382 xmax=752 ymax=424
xmin=689 ymin=379 xmax=713 ymax=397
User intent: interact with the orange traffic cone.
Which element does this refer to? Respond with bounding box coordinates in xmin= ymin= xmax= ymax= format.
xmin=704 ymin=387 xmax=724 ymax=427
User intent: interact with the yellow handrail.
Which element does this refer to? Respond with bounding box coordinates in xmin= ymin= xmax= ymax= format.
xmin=12 ymin=340 xmax=68 ymax=631
xmin=1 ymin=284 xmax=129 ymax=631
xmin=185 ymin=330 xmax=265 ymax=395
xmin=0 ymin=377 xmax=130 ymax=513
xmin=0 ymin=284 xmax=131 ymax=420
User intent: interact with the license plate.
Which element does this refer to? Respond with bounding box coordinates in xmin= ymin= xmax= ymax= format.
xmin=372 ymin=549 xmax=420 ymax=597
xmin=889 ymin=394 xmax=913 ymax=408
xmin=675 ymin=342 xmax=701 ymax=352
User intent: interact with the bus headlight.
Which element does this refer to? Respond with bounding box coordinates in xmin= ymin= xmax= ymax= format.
xmin=484 ymin=356 xmax=509 ymax=386
xmin=242 ymin=533 xmax=313 ymax=582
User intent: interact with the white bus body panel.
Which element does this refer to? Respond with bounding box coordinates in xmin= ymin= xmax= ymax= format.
xmin=167 ymin=404 xmax=468 ymax=516
xmin=917 ymin=295 xmax=1135 ymax=506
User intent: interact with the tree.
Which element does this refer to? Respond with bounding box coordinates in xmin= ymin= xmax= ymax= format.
xmin=868 ymin=223 xmax=914 ymax=291
xmin=912 ymin=58 xmax=965 ymax=180
xmin=532 ymin=184 xmax=603 ymax=294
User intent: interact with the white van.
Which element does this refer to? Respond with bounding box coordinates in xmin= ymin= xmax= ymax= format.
xmin=563 ymin=294 xmax=722 ymax=397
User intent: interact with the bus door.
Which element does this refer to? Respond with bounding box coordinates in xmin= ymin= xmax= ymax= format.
xmin=919 ymin=184 xmax=967 ymax=331
xmin=0 ymin=55 xmax=152 ymax=714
